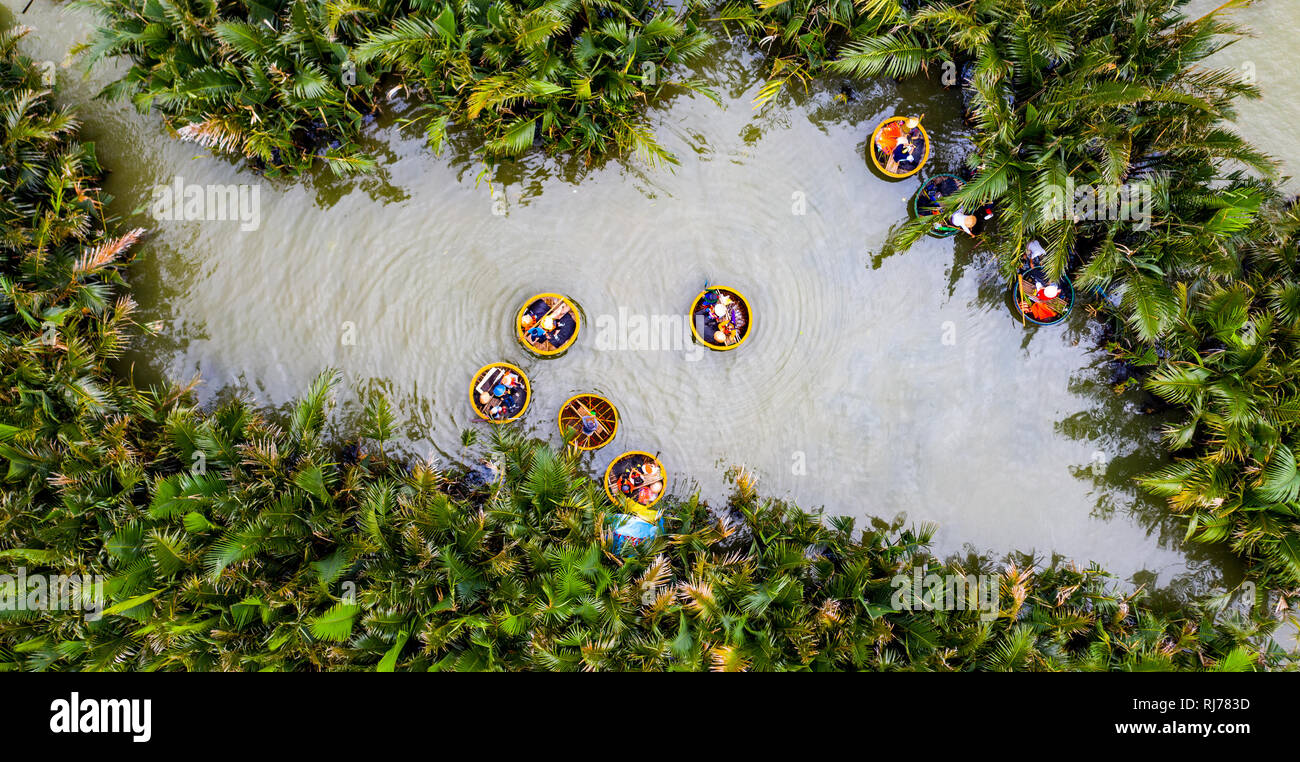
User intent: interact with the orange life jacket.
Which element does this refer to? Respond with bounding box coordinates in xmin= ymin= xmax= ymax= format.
xmin=877 ymin=122 xmax=905 ymax=153
xmin=1028 ymin=301 xmax=1057 ymax=321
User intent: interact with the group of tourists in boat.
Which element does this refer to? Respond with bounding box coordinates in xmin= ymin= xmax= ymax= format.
xmin=470 ymin=362 xmax=529 ymax=423
xmin=517 ymin=293 xmax=579 ymax=355
xmin=911 ymin=173 xmax=996 ymax=238
xmin=603 ymin=450 xmax=667 ymax=552
xmin=872 ymin=113 xmax=1074 ymax=327
xmin=606 ymin=452 xmax=664 ymax=514
xmin=1014 ymin=240 xmax=1073 ymax=325
xmin=870 ymin=115 xmax=930 ymax=178
xmin=691 ymin=286 xmax=751 ymax=350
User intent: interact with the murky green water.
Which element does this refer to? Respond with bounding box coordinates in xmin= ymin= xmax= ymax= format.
xmin=1190 ymin=0 xmax=1300 ymax=192
xmin=20 ymin=0 xmax=1300 ymax=600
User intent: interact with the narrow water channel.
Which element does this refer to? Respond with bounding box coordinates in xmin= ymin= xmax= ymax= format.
xmin=18 ymin=0 xmax=1300 ymax=601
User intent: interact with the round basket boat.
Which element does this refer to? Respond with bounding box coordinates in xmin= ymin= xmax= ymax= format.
xmin=869 ymin=115 xmax=930 ymax=179
xmin=912 ymin=173 xmax=965 ymax=238
xmin=604 ymin=451 xmax=666 ymax=517
xmin=558 ymin=393 xmax=619 ymax=451
xmin=690 ymin=286 xmax=752 ymax=351
xmin=1012 ymin=267 xmax=1074 ymax=326
xmin=516 ymin=293 xmax=580 ymax=356
xmin=469 ymin=362 xmax=531 ymax=423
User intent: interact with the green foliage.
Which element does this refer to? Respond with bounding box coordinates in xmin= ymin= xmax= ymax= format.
xmin=78 ymin=0 xmax=714 ymax=173
xmin=76 ymin=0 xmax=393 ymax=177
xmin=1136 ymin=199 xmax=1300 ymax=589
xmin=814 ymin=0 xmax=1275 ymax=284
xmin=1 ymin=368 xmax=1286 ymax=669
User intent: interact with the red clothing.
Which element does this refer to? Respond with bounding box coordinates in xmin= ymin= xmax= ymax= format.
xmin=1028 ymin=302 xmax=1057 ymax=321
xmin=876 ymin=122 xmax=905 ymax=153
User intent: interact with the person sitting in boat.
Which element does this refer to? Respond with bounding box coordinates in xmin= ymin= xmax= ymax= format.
xmin=497 ymin=372 xmax=525 ymax=413
xmin=951 ymin=211 xmax=977 ymax=236
xmin=922 ymin=185 xmax=945 ymax=213
xmin=618 ymin=467 xmax=645 ymax=496
xmin=635 ymin=482 xmax=662 ymax=505
xmin=905 ymin=116 xmax=923 ymax=143
xmin=876 ymin=119 xmax=906 ymax=154
xmin=522 ymin=312 xmax=555 ymax=345
xmin=580 ymin=414 xmax=600 ymax=437
xmin=891 ymin=136 xmax=917 ymax=171
xmin=1020 ymin=281 xmax=1062 ymax=321
xmin=702 ymin=301 xmax=724 ymax=326
xmin=1027 ymin=239 xmax=1047 ymax=265
xmin=526 ymin=323 xmax=549 ymax=345
xmin=483 ymin=383 xmax=510 ymax=419
xmin=716 ymin=320 xmax=741 ymax=345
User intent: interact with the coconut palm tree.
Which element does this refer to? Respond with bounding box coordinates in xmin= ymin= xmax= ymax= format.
xmin=78 ymin=0 xmax=714 ymax=171
xmin=1140 ymin=197 xmax=1300 ymax=590
xmin=77 ymin=0 xmax=393 ymax=176
xmin=353 ymin=0 xmax=713 ymax=165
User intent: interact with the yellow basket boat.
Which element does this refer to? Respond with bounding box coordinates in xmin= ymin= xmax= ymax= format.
xmin=469 ymin=362 xmax=530 ymax=424
xmin=604 ymin=451 xmax=666 ymax=518
xmin=558 ymin=393 xmax=619 ymax=451
xmin=690 ymin=286 xmax=752 ymax=351
xmin=869 ymin=115 xmax=930 ymax=179
xmin=517 ymin=293 xmax=580 ymax=356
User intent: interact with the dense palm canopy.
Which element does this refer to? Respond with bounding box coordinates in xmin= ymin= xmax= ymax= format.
xmin=77 ymin=0 xmax=713 ymax=173
xmin=1138 ymin=197 xmax=1300 ymax=590
xmin=77 ymin=0 xmax=396 ymax=176
xmin=354 ymin=0 xmax=713 ymax=164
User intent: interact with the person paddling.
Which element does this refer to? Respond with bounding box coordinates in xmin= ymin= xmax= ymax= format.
xmin=951 ymin=211 xmax=978 ymax=236
xmin=905 ymin=116 xmax=923 ymax=143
